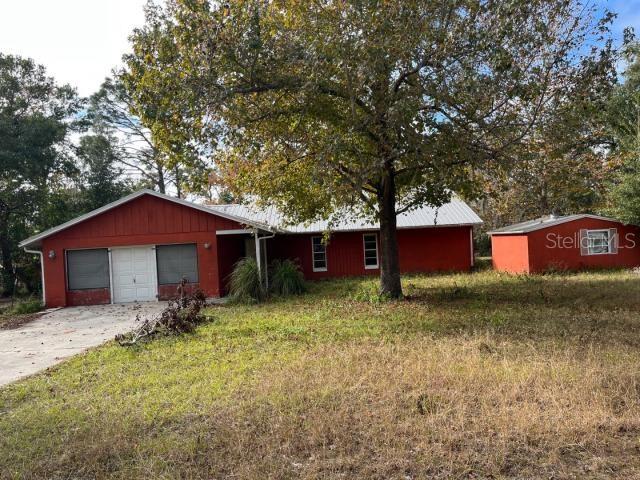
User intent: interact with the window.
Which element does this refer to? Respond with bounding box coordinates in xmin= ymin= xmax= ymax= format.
xmin=311 ymin=236 xmax=327 ymax=272
xmin=156 ymin=244 xmax=199 ymax=285
xmin=585 ymin=229 xmax=614 ymax=255
xmin=66 ymin=249 xmax=110 ymax=290
xmin=363 ymin=234 xmax=379 ymax=269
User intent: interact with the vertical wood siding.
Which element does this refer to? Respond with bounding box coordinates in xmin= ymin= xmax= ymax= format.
xmin=38 ymin=192 xmax=476 ymax=307
xmin=41 ymin=195 xmax=244 ymax=307
xmin=267 ymin=227 xmax=474 ymax=279
xmin=491 ymin=235 xmax=530 ymax=274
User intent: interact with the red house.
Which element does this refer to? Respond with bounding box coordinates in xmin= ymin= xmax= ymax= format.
xmin=490 ymin=214 xmax=640 ymax=274
xmin=20 ymin=190 xmax=482 ymax=308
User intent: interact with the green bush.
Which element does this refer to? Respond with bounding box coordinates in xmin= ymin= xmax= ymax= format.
xmin=228 ymin=257 xmax=265 ymax=303
xmin=11 ymin=298 xmax=43 ymax=315
xmin=269 ymin=259 xmax=306 ymax=296
xmin=475 ymin=230 xmax=492 ymax=257
xmin=349 ymin=283 xmax=393 ymax=304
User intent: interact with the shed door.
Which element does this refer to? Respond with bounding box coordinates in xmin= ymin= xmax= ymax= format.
xmin=111 ymin=247 xmax=157 ymax=303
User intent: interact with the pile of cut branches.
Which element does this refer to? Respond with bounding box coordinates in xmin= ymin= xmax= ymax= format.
xmin=116 ymin=284 xmax=208 ymax=346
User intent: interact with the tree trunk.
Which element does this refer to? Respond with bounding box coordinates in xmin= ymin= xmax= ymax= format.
xmin=378 ymin=163 xmax=403 ymax=298
xmin=0 ymin=217 xmax=15 ymax=297
xmin=175 ymin=166 xmax=182 ymax=199
xmin=156 ymin=161 xmax=166 ymax=194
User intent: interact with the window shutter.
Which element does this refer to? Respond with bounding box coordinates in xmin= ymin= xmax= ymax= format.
xmin=156 ymin=244 xmax=199 ymax=285
xmin=67 ymin=249 xmax=110 ymax=290
xmin=579 ymin=229 xmax=588 ymax=256
xmin=609 ymin=228 xmax=618 ymax=254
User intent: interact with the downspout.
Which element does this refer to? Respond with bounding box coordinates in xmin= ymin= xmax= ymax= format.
xmin=254 ymin=230 xmax=261 ymax=282
xmin=23 ymin=248 xmax=46 ymax=306
xmin=253 ymin=229 xmax=277 ymax=288
xmin=259 ymin=232 xmax=276 ymax=290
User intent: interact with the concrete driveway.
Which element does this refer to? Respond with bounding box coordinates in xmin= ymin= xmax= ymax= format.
xmin=0 ymin=302 xmax=167 ymax=387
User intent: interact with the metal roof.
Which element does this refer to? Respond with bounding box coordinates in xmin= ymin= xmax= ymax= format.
xmin=20 ymin=189 xmax=482 ymax=249
xmin=488 ymin=214 xmax=623 ymax=235
xmin=209 ymin=196 xmax=482 ymax=233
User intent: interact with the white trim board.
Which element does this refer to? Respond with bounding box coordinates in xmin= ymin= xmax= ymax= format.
xmin=216 ymin=229 xmax=253 ymax=235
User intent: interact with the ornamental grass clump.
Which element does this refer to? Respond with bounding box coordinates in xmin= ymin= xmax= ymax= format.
xmin=269 ymin=259 xmax=306 ymax=297
xmin=228 ymin=257 xmax=265 ymax=303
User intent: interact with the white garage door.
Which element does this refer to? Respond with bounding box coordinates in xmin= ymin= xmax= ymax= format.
xmin=111 ymin=247 xmax=157 ymax=303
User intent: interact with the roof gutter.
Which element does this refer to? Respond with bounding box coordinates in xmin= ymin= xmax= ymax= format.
xmin=23 ymin=248 xmax=45 ymax=306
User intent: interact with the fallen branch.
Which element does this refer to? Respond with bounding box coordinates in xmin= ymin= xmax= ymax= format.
xmin=116 ymin=281 xmax=209 ymax=346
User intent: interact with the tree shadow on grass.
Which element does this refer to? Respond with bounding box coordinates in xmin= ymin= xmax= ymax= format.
xmin=386 ymin=273 xmax=640 ymax=347
xmin=401 ymin=270 xmax=640 ymax=309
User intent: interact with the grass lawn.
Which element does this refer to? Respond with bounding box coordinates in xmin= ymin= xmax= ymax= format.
xmin=0 ymin=298 xmax=44 ymax=330
xmin=2 ymin=269 xmax=640 ymax=479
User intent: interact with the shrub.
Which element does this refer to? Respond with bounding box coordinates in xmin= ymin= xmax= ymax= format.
xmin=228 ymin=257 xmax=265 ymax=303
xmin=269 ymin=259 xmax=306 ymax=296
xmin=350 ymin=283 xmax=393 ymax=304
xmin=11 ymin=298 xmax=43 ymax=315
xmin=474 ymin=230 xmax=492 ymax=257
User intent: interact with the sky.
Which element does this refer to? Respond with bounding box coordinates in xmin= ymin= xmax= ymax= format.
xmin=0 ymin=0 xmax=640 ymax=98
xmin=0 ymin=0 xmax=147 ymax=97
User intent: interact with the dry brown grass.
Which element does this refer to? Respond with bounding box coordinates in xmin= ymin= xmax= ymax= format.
xmin=2 ymin=270 xmax=640 ymax=479
xmin=125 ymin=339 xmax=640 ymax=479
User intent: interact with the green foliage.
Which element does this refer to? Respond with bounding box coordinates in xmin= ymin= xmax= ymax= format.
xmin=124 ymin=0 xmax=617 ymax=296
xmin=228 ymin=257 xmax=265 ymax=303
xmin=77 ymin=134 xmax=134 ymax=211
xmin=605 ymin=42 xmax=640 ymax=224
xmin=86 ymin=76 xmax=206 ymax=196
xmin=350 ymin=282 xmax=393 ymax=304
xmin=473 ymin=257 xmax=493 ymax=272
xmin=0 ymin=53 xmax=81 ymax=296
xmin=10 ymin=298 xmax=43 ymax=315
xmin=269 ymin=259 xmax=306 ymax=297
xmin=5 ymin=270 xmax=640 ymax=478
xmin=607 ymin=159 xmax=640 ymax=224
xmin=475 ymin=231 xmax=491 ymax=257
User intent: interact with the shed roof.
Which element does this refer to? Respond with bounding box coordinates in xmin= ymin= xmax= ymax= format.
xmin=20 ymin=189 xmax=482 ymax=249
xmin=488 ymin=214 xmax=624 ymax=235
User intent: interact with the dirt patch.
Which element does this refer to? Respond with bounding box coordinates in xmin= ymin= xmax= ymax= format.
xmin=0 ymin=312 xmax=45 ymax=330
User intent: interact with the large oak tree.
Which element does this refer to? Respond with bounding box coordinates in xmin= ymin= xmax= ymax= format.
xmin=125 ymin=0 xmax=616 ymax=297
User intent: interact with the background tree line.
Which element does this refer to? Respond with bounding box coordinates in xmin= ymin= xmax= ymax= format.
xmin=0 ymin=53 xmax=216 ymax=297
xmin=3 ymin=0 xmax=640 ymax=297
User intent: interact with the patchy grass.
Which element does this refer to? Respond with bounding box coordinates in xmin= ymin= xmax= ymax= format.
xmin=2 ymin=270 xmax=640 ymax=479
xmin=0 ymin=298 xmax=44 ymax=330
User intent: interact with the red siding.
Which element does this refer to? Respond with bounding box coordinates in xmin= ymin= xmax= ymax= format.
xmin=491 ymin=218 xmax=640 ymax=274
xmin=41 ymin=194 xmax=243 ymax=307
xmin=398 ymin=227 xmax=473 ymax=272
xmin=66 ymin=288 xmax=111 ymax=306
xmin=158 ymin=283 xmax=201 ymax=300
xmin=216 ymin=215 xmax=248 ymax=231
xmin=216 ymin=235 xmax=246 ymax=295
xmin=491 ymin=235 xmax=530 ymax=274
xmin=38 ymin=192 xmax=475 ymax=307
xmin=267 ymin=226 xmax=473 ymax=279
